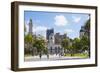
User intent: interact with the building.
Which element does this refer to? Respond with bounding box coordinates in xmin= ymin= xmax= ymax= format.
xmin=55 ymin=33 xmax=67 ymax=45
xmin=29 ymin=19 xmax=33 ymax=35
xmin=46 ymin=29 xmax=55 ymax=54
xmin=46 ymin=28 xmax=54 ymax=40
xmin=80 ymin=18 xmax=90 ymax=39
xmin=80 ymin=25 xmax=90 ymax=39
xmin=46 ymin=29 xmax=66 ymax=55
xmin=80 ymin=26 xmax=85 ymax=38
xmin=54 ymin=33 xmax=68 ymax=54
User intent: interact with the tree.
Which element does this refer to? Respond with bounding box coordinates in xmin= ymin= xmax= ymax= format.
xmin=25 ymin=34 xmax=33 ymax=43
xmin=61 ymin=38 xmax=70 ymax=54
xmin=79 ymin=18 xmax=90 ymax=57
xmin=24 ymin=24 xmax=26 ymax=33
xmin=81 ymin=35 xmax=89 ymax=47
xmin=80 ymin=35 xmax=90 ymax=57
xmin=24 ymin=34 xmax=34 ymax=55
xmin=71 ymin=38 xmax=81 ymax=54
xmin=68 ymin=45 xmax=74 ymax=56
xmin=33 ymin=35 xmax=46 ymax=59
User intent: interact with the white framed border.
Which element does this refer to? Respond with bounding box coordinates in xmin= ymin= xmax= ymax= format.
xmin=18 ymin=5 xmax=96 ymax=68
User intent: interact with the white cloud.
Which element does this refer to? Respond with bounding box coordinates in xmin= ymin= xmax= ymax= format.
xmin=33 ymin=25 xmax=48 ymax=39
xmin=54 ymin=15 xmax=68 ymax=26
xmin=33 ymin=25 xmax=47 ymax=33
xmin=64 ymin=29 xmax=74 ymax=33
xmin=87 ymin=15 xmax=90 ymax=20
xmin=24 ymin=21 xmax=29 ymax=35
xmin=25 ymin=24 xmax=29 ymax=33
xmin=72 ymin=16 xmax=81 ymax=23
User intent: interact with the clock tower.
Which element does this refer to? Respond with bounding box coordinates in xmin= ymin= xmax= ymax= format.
xmin=29 ymin=19 xmax=33 ymax=35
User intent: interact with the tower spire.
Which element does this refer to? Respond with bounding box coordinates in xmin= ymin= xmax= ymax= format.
xmin=29 ymin=18 xmax=33 ymax=35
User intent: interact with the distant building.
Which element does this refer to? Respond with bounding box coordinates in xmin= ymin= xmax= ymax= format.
xmin=55 ymin=33 xmax=67 ymax=45
xmin=80 ymin=25 xmax=90 ymax=39
xmin=80 ymin=18 xmax=90 ymax=39
xmin=46 ymin=29 xmax=67 ymax=55
xmin=46 ymin=28 xmax=54 ymax=40
xmin=29 ymin=19 xmax=33 ymax=35
xmin=80 ymin=26 xmax=85 ymax=38
xmin=46 ymin=29 xmax=55 ymax=54
xmin=54 ymin=33 xmax=66 ymax=55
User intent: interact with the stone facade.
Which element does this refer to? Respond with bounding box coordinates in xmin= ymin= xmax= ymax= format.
xmin=80 ymin=25 xmax=90 ymax=39
xmin=46 ymin=29 xmax=66 ymax=55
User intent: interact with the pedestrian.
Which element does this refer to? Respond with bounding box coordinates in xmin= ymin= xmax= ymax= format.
xmin=39 ymin=52 xmax=42 ymax=59
xmin=47 ymin=54 xmax=49 ymax=59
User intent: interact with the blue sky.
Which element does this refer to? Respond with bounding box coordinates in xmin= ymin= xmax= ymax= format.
xmin=24 ymin=11 xmax=89 ymax=39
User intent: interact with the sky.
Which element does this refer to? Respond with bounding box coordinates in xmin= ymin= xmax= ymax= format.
xmin=24 ymin=11 xmax=90 ymax=39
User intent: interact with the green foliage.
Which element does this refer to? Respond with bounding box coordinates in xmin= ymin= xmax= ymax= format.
xmin=72 ymin=38 xmax=82 ymax=52
xmin=33 ymin=35 xmax=47 ymax=54
xmin=81 ymin=35 xmax=89 ymax=45
xmin=80 ymin=35 xmax=90 ymax=51
xmin=24 ymin=34 xmax=34 ymax=55
xmin=24 ymin=19 xmax=90 ymax=57
xmin=61 ymin=38 xmax=70 ymax=51
xmin=24 ymin=34 xmax=33 ymax=44
xmin=64 ymin=53 xmax=88 ymax=58
xmin=24 ymin=24 xmax=26 ymax=32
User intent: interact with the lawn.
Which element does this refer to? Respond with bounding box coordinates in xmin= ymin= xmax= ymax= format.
xmin=64 ymin=53 xmax=89 ymax=58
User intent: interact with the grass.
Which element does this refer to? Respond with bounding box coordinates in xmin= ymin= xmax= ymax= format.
xmin=64 ymin=53 xmax=89 ymax=58
xmin=25 ymin=53 xmax=89 ymax=58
